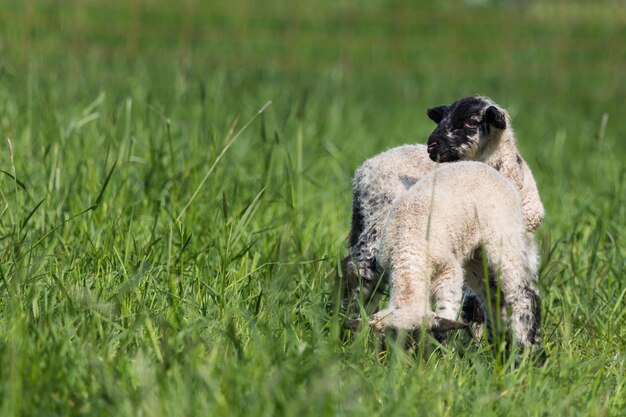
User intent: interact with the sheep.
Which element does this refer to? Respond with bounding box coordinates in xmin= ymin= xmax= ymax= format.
xmin=370 ymin=161 xmax=541 ymax=350
xmin=341 ymin=96 xmax=544 ymax=326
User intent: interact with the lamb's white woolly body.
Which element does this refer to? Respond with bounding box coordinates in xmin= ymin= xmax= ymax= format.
xmin=343 ymin=144 xmax=436 ymax=299
xmin=341 ymin=96 xmax=544 ymax=325
xmin=372 ymin=162 xmax=541 ymax=348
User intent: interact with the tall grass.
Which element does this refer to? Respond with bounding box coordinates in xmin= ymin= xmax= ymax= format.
xmin=0 ymin=1 xmax=624 ymax=416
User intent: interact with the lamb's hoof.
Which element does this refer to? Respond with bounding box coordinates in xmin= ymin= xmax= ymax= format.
xmin=469 ymin=322 xmax=485 ymax=341
xmin=532 ymin=346 xmax=548 ymax=366
xmin=430 ymin=316 xmax=469 ymax=332
xmin=343 ymin=319 xmax=361 ymax=331
xmin=516 ymin=344 xmax=548 ymax=367
xmin=368 ymin=309 xmax=394 ymax=332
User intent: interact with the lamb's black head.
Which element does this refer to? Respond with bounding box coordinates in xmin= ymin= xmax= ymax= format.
xmin=426 ymin=96 xmax=508 ymax=163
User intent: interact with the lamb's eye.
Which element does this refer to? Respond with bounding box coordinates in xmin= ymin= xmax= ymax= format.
xmin=463 ymin=121 xmax=478 ymax=129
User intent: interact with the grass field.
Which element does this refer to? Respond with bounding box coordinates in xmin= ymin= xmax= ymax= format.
xmin=0 ymin=0 xmax=624 ymax=415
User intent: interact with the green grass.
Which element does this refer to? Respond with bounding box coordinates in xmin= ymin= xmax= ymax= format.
xmin=0 ymin=0 xmax=624 ymax=415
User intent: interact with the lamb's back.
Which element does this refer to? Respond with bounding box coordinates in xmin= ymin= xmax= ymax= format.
xmin=392 ymin=161 xmax=524 ymax=242
xmin=354 ymin=144 xmax=436 ymax=199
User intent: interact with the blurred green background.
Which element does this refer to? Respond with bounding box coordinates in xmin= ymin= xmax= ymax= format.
xmin=2 ymin=0 xmax=625 ymax=187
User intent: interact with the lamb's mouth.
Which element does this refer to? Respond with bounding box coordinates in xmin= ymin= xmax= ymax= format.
xmin=428 ymin=149 xmax=458 ymax=163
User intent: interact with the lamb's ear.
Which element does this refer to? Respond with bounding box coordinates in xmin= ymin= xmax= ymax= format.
xmin=430 ymin=316 xmax=469 ymax=332
xmin=427 ymin=105 xmax=447 ymax=123
xmin=485 ymin=106 xmax=507 ymax=130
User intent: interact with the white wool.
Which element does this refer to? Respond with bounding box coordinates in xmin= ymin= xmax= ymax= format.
xmin=371 ymin=162 xmax=541 ymax=348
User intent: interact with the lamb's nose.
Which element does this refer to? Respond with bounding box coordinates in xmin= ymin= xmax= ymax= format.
xmin=427 ymin=142 xmax=437 ymax=151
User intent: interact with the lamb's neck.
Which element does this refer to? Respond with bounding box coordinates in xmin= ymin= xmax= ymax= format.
xmin=480 ymin=129 xmax=524 ymax=187
xmin=481 ymin=128 xmax=545 ymax=235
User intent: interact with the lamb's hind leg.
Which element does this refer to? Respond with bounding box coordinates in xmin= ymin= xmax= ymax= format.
xmin=485 ymin=241 xmax=542 ymax=349
xmin=341 ymin=252 xmax=381 ymax=318
xmin=341 ymin=198 xmax=385 ymax=318
xmin=464 ymin=258 xmax=507 ymax=343
xmin=508 ymin=284 xmax=541 ymax=348
xmin=370 ymin=259 xmax=467 ymax=338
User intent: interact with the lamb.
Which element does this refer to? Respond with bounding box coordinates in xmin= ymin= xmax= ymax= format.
xmin=370 ymin=161 xmax=541 ymax=349
xmin=341 ymin=96 xmax=544 ymax=323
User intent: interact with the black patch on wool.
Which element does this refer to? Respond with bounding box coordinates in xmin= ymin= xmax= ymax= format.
xmin=399 ymin=175 xmax=418 ymax=190
xmin=521 ymin=285 xmax=542 ymax=345
xmin=461 ymin=293 xmax=485 ymax=324
xmin=349 ymin=197 xmax=364 ymax=247
xmin=373 ymin=192 xmax=395 ymax=209
xmin=516 ymin=154 xmax=523 ymax=166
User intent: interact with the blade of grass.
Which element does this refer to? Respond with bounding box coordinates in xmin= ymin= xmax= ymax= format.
xmin=176 ymin=101 xmax=272 ymax=222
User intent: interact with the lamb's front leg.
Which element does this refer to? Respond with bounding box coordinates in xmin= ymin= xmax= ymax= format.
xmin=341 ymin=251 xmax=381 ymax=319
xmin=431 ymin=261 xmax=465 ymax=341
xmin=432 ymin=261 xmax=464 ymax=322
xmin=369 ymin=252 xmax=431 ymax=332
